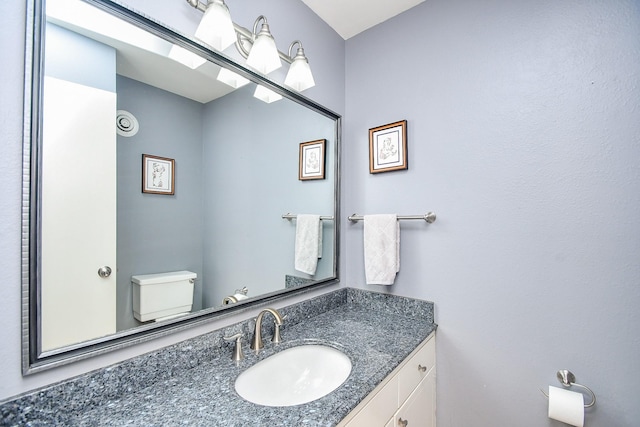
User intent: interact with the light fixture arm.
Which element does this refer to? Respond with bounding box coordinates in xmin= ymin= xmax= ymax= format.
xmin=186 ymin=0 xmax=207 ymax=12
xmin=234 ymin=25 xmax=252 ymax=59
xmin=252 ymin=15 xmax=268 ymax=38
xmin=288 ymin=40 xmax=307 ymax=61
xmin=185 ymin=0 xmax=295 ymax=64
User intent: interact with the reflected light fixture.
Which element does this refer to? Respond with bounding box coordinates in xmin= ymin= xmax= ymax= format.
xmin=216 ymin=68 xmax=250 ymax=88
xmin=168 ymin=44 xmax=207 ymax=69
xmin=186 ymin=0 xmax=315 ymax=92
xmin=253 ymin=85 xmax=283 ymax=103
xmin=194 ymin=0 xmax=236 ymax=51
xmin=284 ymin=40 xmax=315 ymax=91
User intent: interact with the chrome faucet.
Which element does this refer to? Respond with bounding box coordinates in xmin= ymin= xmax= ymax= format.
xmin=250 ymin=308 xmax=284 ymax=351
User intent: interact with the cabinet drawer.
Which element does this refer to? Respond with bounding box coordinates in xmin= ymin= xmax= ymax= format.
xmin=398 ymin=336 xmax=435 ymax=403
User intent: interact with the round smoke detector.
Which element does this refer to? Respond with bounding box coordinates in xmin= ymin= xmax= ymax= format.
xmin=116 ymin=110 xmax=139 ymax=137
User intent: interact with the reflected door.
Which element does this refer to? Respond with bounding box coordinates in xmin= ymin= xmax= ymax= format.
xmin=41 ymin=76 xmax=117 ymax=351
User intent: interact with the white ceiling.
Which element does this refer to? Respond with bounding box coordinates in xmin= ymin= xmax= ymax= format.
xmin=300 ymin=0 xmax=426 ymax=39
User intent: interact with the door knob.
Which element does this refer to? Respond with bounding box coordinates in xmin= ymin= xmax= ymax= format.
xmin=97 ymin=266 xmax=112 ymax=278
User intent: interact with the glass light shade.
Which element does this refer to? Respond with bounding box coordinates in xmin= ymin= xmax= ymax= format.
xmin=216 ymin=68 xmax=250 ymax=89
xmin=253 ymin=85 xmax=283 ymax=103
xmin=168 ymin=45 xmax=206 ymax=69
xmin=194 ymin=0 xmax=236 ymax=51
xmin=246 ymin=25 xmax=281 ymax=74
xmin=284 ymin=57 xmax=315 ymax=92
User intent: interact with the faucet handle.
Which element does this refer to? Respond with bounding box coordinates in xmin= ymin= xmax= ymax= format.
xmin=272 ymin=314 xmax=287 ymax=344
xmin=272 ymin=323 xmax=282 ymax=344
xmin=223 ymin=333 xmax=244 ymax=361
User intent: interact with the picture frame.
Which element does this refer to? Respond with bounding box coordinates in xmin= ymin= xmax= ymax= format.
xmin=369 ymin=120 xmax=408 ymax=174
xmin=299 ymin=139 xmax=326 ymax=180
xmin=142 ymin=154 xmax=175 ymax=195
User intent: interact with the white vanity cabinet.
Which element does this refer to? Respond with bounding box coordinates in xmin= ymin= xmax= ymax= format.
xmin=385 ymin=369 xmax=436 ymax=427
xmin=339 ymin=333 xmax=436 ymax=427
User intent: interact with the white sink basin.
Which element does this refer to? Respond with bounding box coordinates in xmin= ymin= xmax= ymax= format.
xmin=235 ymin=344 xmax=352 ymax=407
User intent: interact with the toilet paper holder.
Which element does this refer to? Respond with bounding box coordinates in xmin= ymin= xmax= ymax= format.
xmin=222 ymin=287 xmax=250 ymax=305
xmin=541 ymin=370 xmax=596 ymax=408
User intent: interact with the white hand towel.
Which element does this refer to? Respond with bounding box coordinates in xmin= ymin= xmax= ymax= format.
xmin=364 ymin=214 xmax=399 ymax=285
xmin=295 ymin=214 xmax=321 ymax=275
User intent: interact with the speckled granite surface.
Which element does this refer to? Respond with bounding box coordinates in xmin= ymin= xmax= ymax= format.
xmin=285 ymin=274 xmax=315 ymax=289
xmin=1 ymin=288 xmax=435 ymax=426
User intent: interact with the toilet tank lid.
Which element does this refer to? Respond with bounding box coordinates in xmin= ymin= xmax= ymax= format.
xmin=131 ymin=270 xmax=197 ymax=285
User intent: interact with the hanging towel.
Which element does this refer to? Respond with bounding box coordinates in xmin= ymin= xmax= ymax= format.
xmin=295 ymin=214 xmax=322 ymax=275
xmin=364 ymin=214 xmax=400 ymax=285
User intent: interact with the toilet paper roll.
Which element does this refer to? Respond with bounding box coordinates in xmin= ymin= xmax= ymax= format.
xmin=222 ymin=293 xmax=249 ymax=305
xmin=233 ymin=293 xmax=248 ymax=301
xmin=548 ymin=386 xmax=584 ymax=427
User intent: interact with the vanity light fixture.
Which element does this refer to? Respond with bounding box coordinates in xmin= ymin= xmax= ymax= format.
xmin=186 ymin=0 xmax=316 ymax=91
xmin=194 ymin=0 xmax=236 ymax=51
xmin=168 ymin=44 xmax=207 ymax=69
xmin=284 ymin=41 xmax=315 ymax=91
xmin=244 ymin=16 xmax=281 ymax=74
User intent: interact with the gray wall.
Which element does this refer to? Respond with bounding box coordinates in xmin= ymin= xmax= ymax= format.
xmin=116 ymin=75 xmax=204 ymax=331
xmin=201 ymin=85 xmax=336 ymax=307
xmin=0 ymin=0 xmax=344 ymax=400
xmin=344 ymin=1 xmax=640 ymax=426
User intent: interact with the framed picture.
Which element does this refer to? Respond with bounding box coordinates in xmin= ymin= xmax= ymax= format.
xmin=299 ymin=139 xmax=326 ymax=180
xmin=142 ymin=154 xmax=175 ymax=195
xmin=369 ymin=120 xmax=408 ymax=174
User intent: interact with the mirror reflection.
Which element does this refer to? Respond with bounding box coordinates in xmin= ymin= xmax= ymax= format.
xmin=38 ymin=0 xmax=338 ymax=353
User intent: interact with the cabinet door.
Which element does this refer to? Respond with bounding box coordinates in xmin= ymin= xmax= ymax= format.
xmin=345 ymin=376 xmax=398 ymax=427
xmin=394 ymin=368 xmax=436 ymax=427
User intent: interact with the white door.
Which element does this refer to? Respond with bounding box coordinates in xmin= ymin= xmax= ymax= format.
xmin=41 ymin=76 xmax=117 ymax=351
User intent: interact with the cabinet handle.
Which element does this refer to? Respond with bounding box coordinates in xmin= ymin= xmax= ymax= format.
xmin=398 ymin=418 xmax=409 ymax=427
xmin=97 ymin=266 xmax=112 ymax=278
xmin=418 ymin=364 xmax=427 ymax=372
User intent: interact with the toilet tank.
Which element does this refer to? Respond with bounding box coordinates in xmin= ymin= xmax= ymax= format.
xmin=132 ymin=270 xmax=196 ymax=322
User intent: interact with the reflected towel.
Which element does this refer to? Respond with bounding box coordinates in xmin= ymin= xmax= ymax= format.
xmin=364 ymin=214 xmax=399 ymax=285
xmin=295 ymin=214 xmax=322 ymax=275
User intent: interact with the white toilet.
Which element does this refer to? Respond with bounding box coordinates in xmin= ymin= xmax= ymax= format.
xmin=131 ymin=270 xmax=197 ymax=322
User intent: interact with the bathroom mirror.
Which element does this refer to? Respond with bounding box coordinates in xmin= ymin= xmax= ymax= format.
xmin=22 ymin=0 xmax=340 ymax=373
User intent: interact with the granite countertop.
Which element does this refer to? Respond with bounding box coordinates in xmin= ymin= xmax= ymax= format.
xmin=1 ymin=288 xmax=435 ymax=427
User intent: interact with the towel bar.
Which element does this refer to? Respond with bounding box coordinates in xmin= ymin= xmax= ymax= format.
xmin=282 ymin=213 xmax=334 ymax=220
xmin=348 ymin=212 xmax=436 ymax=223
